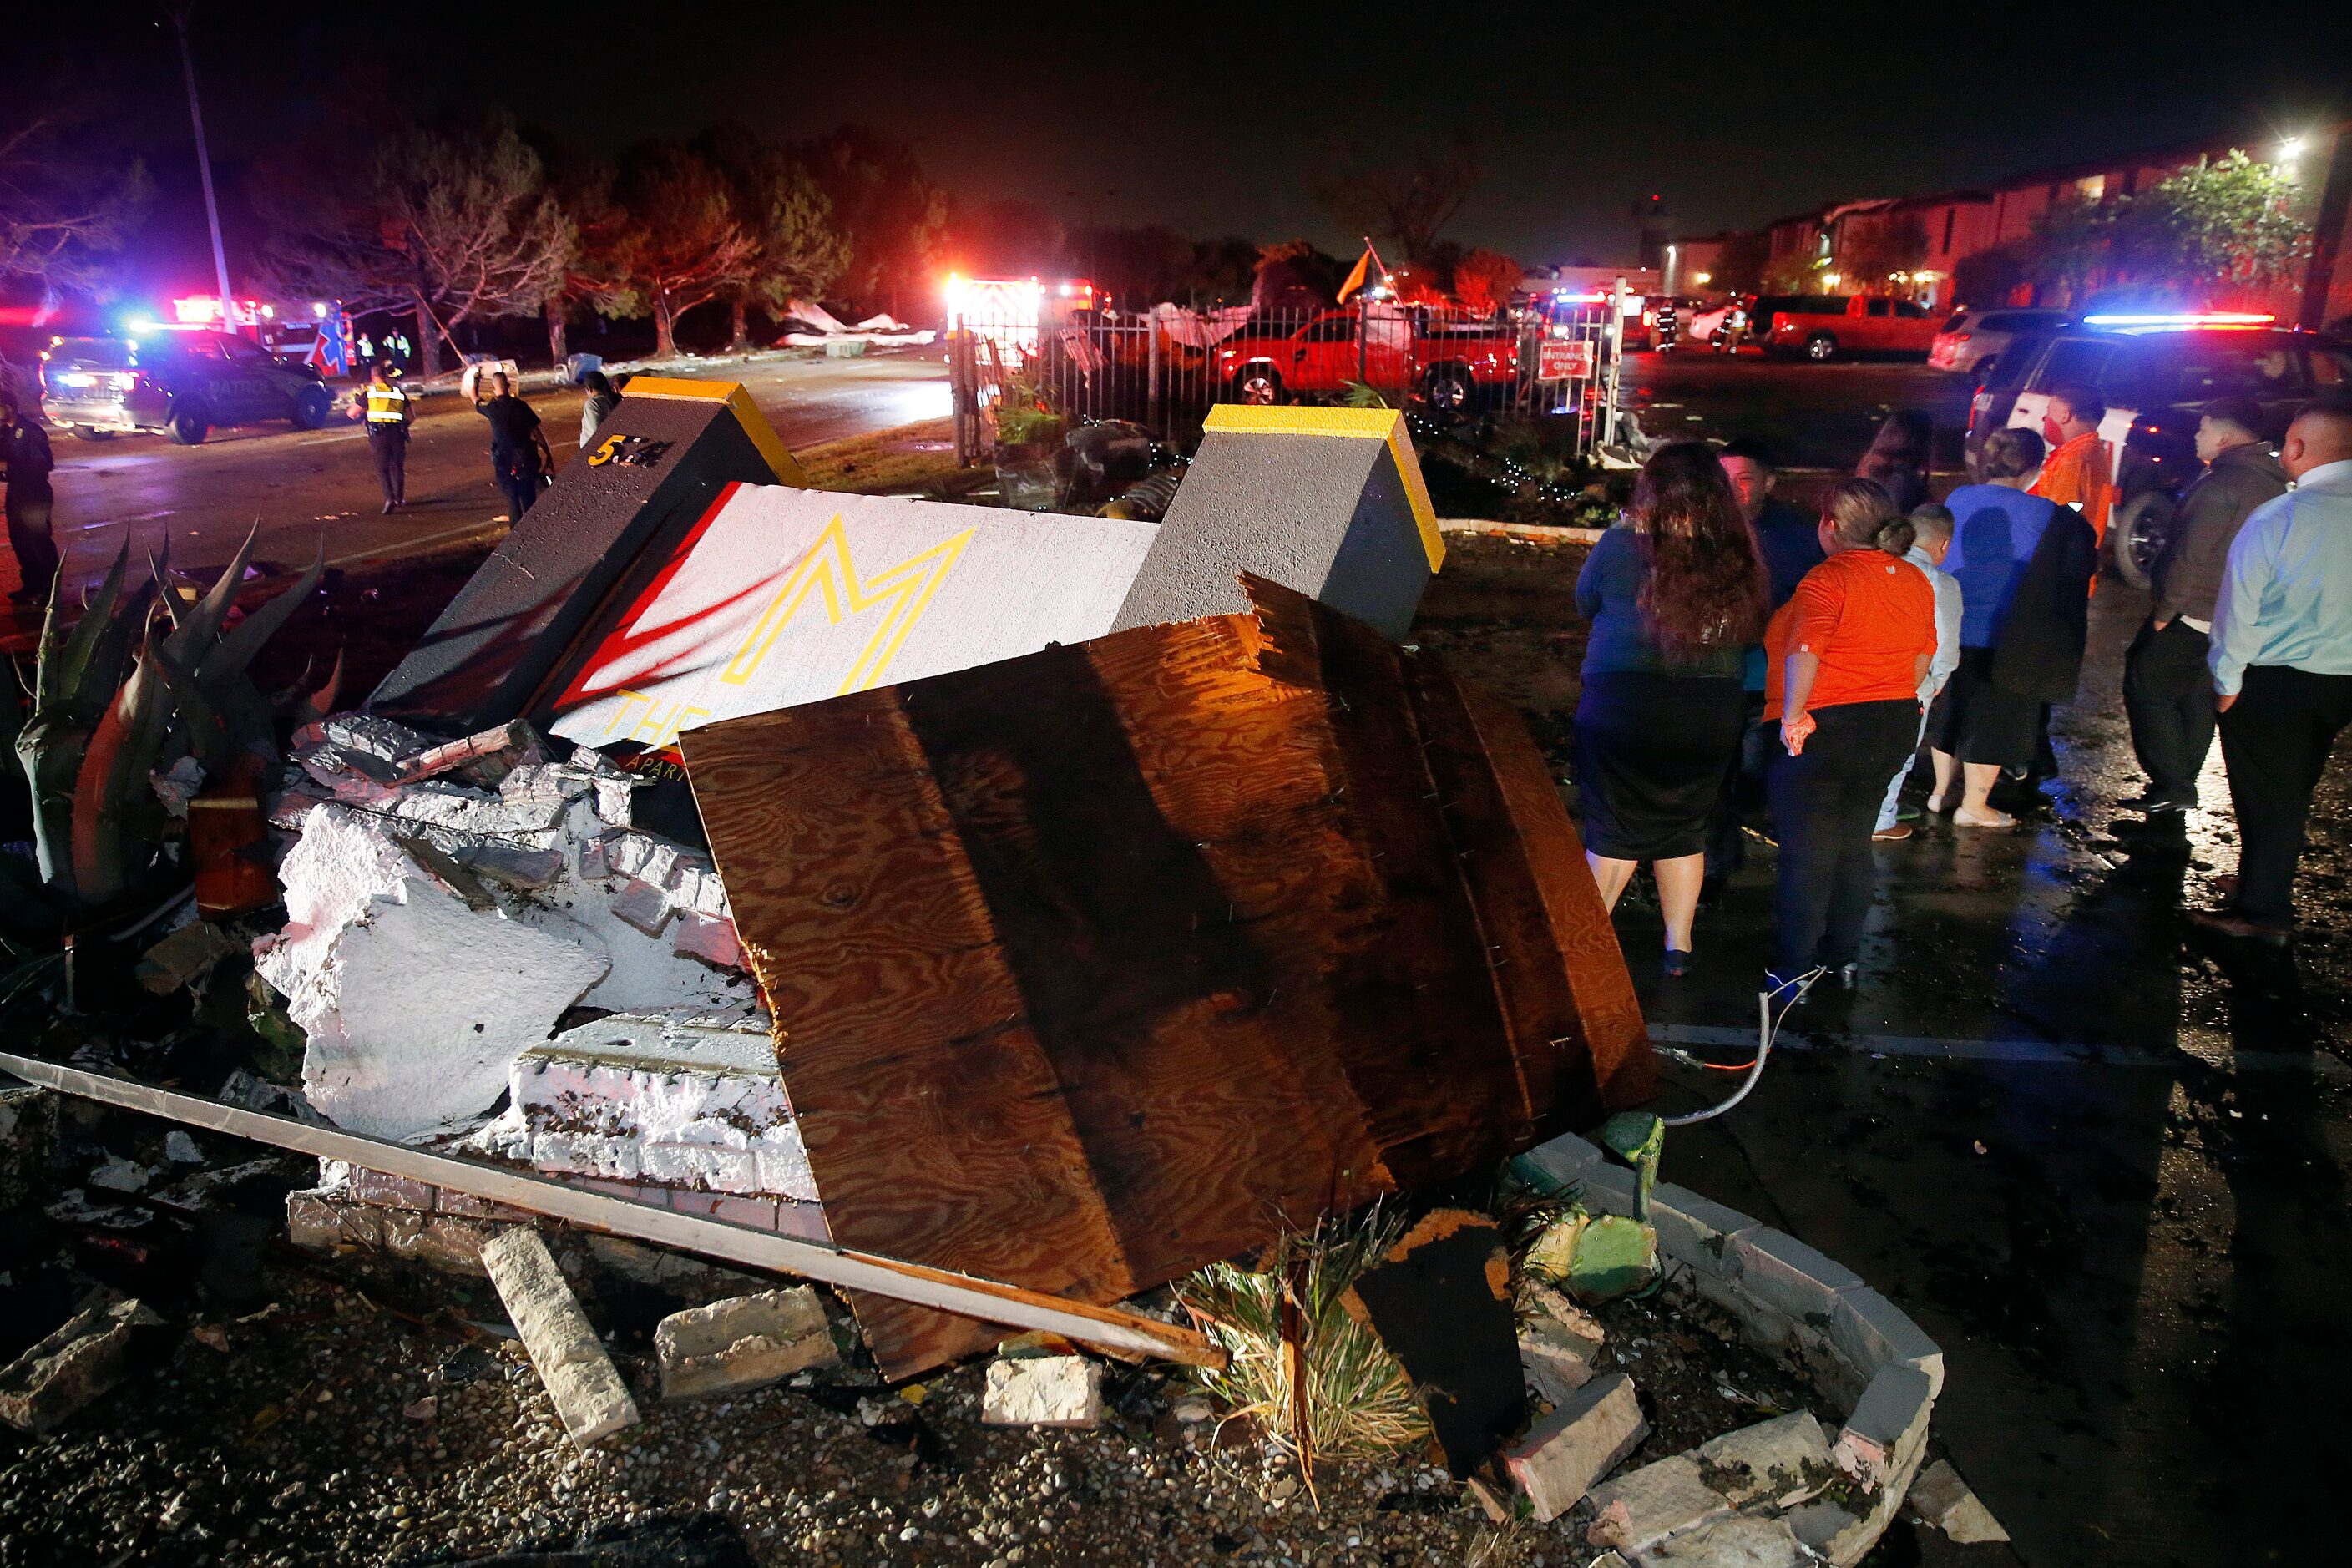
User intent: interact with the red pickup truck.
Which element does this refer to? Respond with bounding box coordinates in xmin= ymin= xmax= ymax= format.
xmin=1213 ymin=310 xmax=1520 ymax=410
xmin=1760 ymin=295 xmax=1940 ymax=362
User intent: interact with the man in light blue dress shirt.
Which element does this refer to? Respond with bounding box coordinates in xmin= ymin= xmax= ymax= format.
xmin=2197 ymin=397 xmax=2352 ymax=942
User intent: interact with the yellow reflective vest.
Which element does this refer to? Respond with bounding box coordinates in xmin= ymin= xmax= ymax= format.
xmin=364 ymin=384 xmax=410 ymax=425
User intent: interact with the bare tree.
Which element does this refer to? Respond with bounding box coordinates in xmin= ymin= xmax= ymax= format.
xmin=258 ymin=121 xmax=569 ymax=377
xmin=0 ymin=116 xmax=150 ymax=297
xmin=605 ymin=142 xmax=760 ymax=358
xmin=1314 ymin=144 xmax=1484 ymax=266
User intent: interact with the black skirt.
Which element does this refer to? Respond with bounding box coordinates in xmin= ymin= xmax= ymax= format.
xmin=1934 ymin=646 xmax=2041 ymax=767
xmin=1573 ymin=671 xmax=1748 ymax=860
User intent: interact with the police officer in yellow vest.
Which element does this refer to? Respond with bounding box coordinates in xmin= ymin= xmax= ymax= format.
xmin=350 ymin=364 xmax=412 ymax=513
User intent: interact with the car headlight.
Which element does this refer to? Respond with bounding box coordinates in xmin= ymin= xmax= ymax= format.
xmin=111 ymin=372 xmax=136 ymax=391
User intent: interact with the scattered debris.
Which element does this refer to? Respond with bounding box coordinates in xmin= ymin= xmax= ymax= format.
xmin=134 ymin=918 xmax=242 ymax=994
xmin=1694 ymin=1410 xmax=1834 ymax=1508
xmin=1585 ymin=1454 xmax=1733 ymax=1555
xmin=981 ymin=1354 xmax=1103 ymax=1429
xmin=478 ymin=1228 xmax=640 ymax=1449
xmin=0 ymin=1292 xmax=162 ymax=1434
xmin=655 ymin=1287 xmax=839 ymax=1401
xmin=85 ymin=1154 xmax=154 ymax=1192
xmin=1636 ymin=1511 xmax=1812 ymax=1565
xmin=1906 ymin=1457 xmax=2010 ymax=1544
xmin=1519 ymin=1283 xmax=1607 ymax=1405
xmin=164 ymin=1129 xmax=204 ymax=1163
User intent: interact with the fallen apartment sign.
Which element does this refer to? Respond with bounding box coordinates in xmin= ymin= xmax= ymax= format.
xmin=0 ymin=1050 xmax=1221 ymax=1369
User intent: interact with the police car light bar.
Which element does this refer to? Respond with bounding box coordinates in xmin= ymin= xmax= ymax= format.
xmin=2081 ymin=311 xmax=2276 ymax=328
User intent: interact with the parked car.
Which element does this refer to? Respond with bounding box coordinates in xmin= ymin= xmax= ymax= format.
xmin=1929 ymin=307 xmax=2073 ymax=374
xmin=1758 ymin=295 xmax=1939 ymax=361
xmin=1965 ymin=320 xmax=2352 ymax=586
xmin=1213 ymin=309 xmax=1520 ymax=410
xmin=38 ymin=328 xmax=335 ymax=445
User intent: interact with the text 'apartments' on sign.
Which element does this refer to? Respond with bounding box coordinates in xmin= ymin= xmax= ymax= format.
xmin=546 ymin=488 xmax=1159 ymax=752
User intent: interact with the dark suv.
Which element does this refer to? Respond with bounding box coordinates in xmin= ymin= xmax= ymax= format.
xmin=1961 ymin=323 xmax=2352 ymax=586
xmin=39 ymin=330 xmax=336 ymax=445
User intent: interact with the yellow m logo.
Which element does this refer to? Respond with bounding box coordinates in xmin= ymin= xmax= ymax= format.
xmin=720 ymin=515 xmax=974 ymax=695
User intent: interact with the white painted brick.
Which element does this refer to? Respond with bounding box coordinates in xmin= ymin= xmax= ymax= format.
xmin=1515 ymin=1131 xmax=1604 ymax=1194
xmin=1647 ymin=1182 xmax=1758 ymax=1277
xmin=1832 ymin=1363 xmax=1935 ymax=1490
xmin=1581 ymin=1162 xmax=1641 ymax=1216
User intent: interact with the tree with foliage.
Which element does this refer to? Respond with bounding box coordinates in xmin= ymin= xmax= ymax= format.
xmin=1835 ymin=213 xmax=1927 ymax=294
xmin=1710 ymin=230 xmax=1770 ymax=296
xmin=797 ymin=127 xmax=950 ymax=316
xmin=2026 ymin=149 xmax=2309 ymax=304
xmin=0 ymin=115 xmax=150 ymax=299
xmin=1313 ymin=144 xmax=1483 ymax=265
xmin=604 ymin=142 xmax=760 ymax=357
xmin=258 ymin=121 xmax=569 ymax=377
xmin=692 ymin=124 xmax=849 ymax=352
xmin=1451 ymin=248 xmax=1522 ymax=313
xmin=529 ymin=144 xmax=639 ymax=366
xmin=1252 ymin=239 xmax=1343 ymax=312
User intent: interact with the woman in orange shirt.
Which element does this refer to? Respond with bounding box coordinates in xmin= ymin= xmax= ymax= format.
xmin=1764 ymin=479 xmax=1939 ymax=992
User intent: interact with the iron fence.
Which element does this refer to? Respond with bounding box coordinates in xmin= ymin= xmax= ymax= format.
xmin=948 ymin=292 xmax=1622 ymax=466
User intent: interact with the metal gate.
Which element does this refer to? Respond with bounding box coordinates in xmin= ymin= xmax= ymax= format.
xmin=948 ymin=286 xmax=1624 ymax=466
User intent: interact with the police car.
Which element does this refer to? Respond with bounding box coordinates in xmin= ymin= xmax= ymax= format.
xmin=38 ymin=328 xmax=336 ymax=445
xmin=1960 ymin=314 xmax=2352 ymax=587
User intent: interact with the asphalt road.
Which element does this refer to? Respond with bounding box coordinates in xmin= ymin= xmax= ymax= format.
xmin=17 ymin=350 xmax=952 ymax=600
xmin=1621 ymin=347 xmax=1978 ymax=472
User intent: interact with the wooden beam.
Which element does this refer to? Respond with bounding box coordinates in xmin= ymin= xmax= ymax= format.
xmin=0 ymin=1050 xmax=1222 ymax=1372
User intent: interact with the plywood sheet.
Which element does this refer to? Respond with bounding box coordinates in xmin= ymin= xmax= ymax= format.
xmin=682 ymin=579 xmax=1646 ymax=1378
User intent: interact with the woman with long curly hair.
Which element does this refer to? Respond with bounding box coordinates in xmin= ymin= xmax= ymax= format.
xmin=1573 ymin=441 xmax=1771 ymax=975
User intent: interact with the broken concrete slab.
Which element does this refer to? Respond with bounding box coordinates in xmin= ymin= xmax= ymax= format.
xmin=480 ymin=1228 xmax=640 ymax=1448
xmin=1503 ymin=1372 xmax=1646 ymax=1522
xmin=0 ymin=1294 xmax=163 ymax=1434
xmin=1906 ymin=1458 xmax=2009 ymax=1544
xmin=1519 ymin=1297 xmax=1606 ymax=1406
xmin=1693 ymin=1410 xmax=1834 ymax=1508
xmin=1585 ymin=1454 xmax=1732 ymax=1556
xmin=1784 ymin=1497 xmax=1869 ymax=1563
xmin=981 ymin=1354 xmax=1102 ymax=1429
xmin=1632 ymin=1513 xmax=1811 ymax=1566
xmin=286 ymin=1189 xmax=514 ymax=1277
xmin=1832 ymin=1363 xmax=1935 ymax=1490
xmin=655 ymin=1287 xmax=838 ymax=1401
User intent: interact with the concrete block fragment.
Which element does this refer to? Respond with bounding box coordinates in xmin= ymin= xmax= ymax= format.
xmin=1828 ymin=1285 xmax=1945 ymax=1398
xmin=655 ymin=1287 xmax=838 ymax=1400
xmin=1502 ymin=1372 xmax=1647 ymax=1522
xmin=1586 ymin=1454 xmax=1732 ymax=1556
xmin=1632 ymin=1513 xmax=1810 ymax=1566
xmin=1520 ymin=1316 xmax=1601 ymax=1406
xmin=1906 ymin=1458 xmax=2008 ymax=1544
xmin=285 ymin=1190 xmax=509 ymax=1277
xmin=981 ymin=1354 xmax=1102 ymax=1428
xmin=480 ymin=1228 xmax=640 ymax=1448
xmin=1784 ymin=1498 xmax=1868 ymax=1560
xmin=0 ymin=1294 xmax=162 ymax=1434
xmin=671 ymin=913 xmax=743 ymax=969
xmin=0 ymin=1083 xmax=53 ymax=1206
xmin=1832 ymin=1363 xmax=1936 ymax=1490
xmin=609 ymin=878 xmax=675 ymax=937
xmin=344 ymin=1165 xmax=440 ymax=1211
xmin=1647 ymin=1182 xmax=1759 ymax=1277
xmin=1512 ymin=1130 xmax=1604 ymax=1195
xmin=1726 ymin=1229 xmax=1864 ymax=1327
xmin=1694 ymin=1410 xmax=1834 ymax=1507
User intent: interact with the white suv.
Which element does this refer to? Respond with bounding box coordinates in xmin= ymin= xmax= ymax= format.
xmin=1929 ymin=308 xmax=2073 ymax=374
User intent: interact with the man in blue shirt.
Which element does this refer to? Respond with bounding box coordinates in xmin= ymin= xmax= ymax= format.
xmin=2195 ymin=396 xmax=2352 ymax=942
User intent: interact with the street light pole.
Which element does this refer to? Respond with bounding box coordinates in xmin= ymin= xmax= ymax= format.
xmin=168 ymin=3 xmax=235 ymax=321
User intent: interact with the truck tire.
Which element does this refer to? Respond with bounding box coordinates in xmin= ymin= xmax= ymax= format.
xmin=2108 ymin=490 xmax=2176 ymax=590
xmin=1804 ymin=332 xmax=1839 ymax=362
xmin=1423 ymin=363 xmax=1476 ymax=412
xmin=167 ymin=402 xmax=211 ymax=446
xmin=1231 ymin=364 xmax=1282 ymax=406
xmin=291 ymin=385 xmax=333 ymax=430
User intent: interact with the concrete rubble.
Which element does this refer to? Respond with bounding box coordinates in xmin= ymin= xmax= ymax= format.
xmin=1503 ymin=1371 xmax=1646 ymax=1521
xmin=479 ymin=1228 xmax=640 ymax=1448
xmin=655 ymin=1287 xmax=839 ymax=1401
xmin=0 ymin=1293 xmax=162 ymax=1435
xmin=980 ymin=1353 xmax=1103 ymax=1429
xmin=1694 ymin=1410 xmax=1834 ymax=1508
xmin=1905 ymin=1457 xmax=2009 ymax=1544
xmin=1584 ymin=1454 xmax=1733 ymax=1556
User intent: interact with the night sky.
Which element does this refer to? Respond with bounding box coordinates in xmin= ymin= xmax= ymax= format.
xmin=6 ymin=0 xmax=2347 ymax=302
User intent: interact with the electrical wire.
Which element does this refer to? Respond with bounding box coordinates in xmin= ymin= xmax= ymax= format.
xmin=1660 ymin=968 xmax=1820 ymax=1126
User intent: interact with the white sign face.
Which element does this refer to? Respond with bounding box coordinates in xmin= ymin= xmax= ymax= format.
xmin=546 ymin=484 xmax=1160 ymax=751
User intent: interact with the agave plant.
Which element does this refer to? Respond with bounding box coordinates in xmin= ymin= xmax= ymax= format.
xmin=13 ymin=529 xmax=323 ymax=913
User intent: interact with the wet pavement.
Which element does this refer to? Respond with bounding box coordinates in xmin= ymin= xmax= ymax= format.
xmin=1589 ymin=571 xmax=2350 ymax=1564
